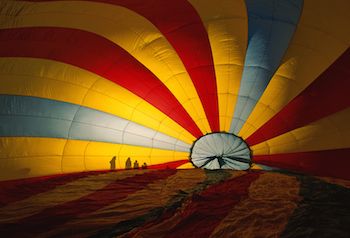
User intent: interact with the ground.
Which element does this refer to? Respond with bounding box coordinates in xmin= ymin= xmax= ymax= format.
xmin=0 ymin=169 xmax=349 ymax=237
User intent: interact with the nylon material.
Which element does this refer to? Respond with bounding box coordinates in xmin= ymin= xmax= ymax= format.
xmin=191 ymin=133 xmax=251 ymax=170
xmin=203 ymin=159 xmax=217 ymax=169
xmin=0 ymin=27 xmax=203 ymax=139
xmin=0 ymin=57 xmax=95 ymax=88
xmin=87 ymin=80 xmax=195 ymax=144
xmin=72 ymin=107 xmax=130 ymax=132
xmin=0 ymin=58 xmax=194 ymax=144
xmin=152 ymin=132 xmax=191 ymax=150
xmin=0 ymin=116 xmax=71 ymax=138
xmin=238 ymin=73 xmax=291 ymax=138
xmin=246 ymin=49 xmax=350 ymax=146
xmin=0 ymin=156 xmax=62 ymax=181
xmin=253 ymin=149 xmax=350 ymax=179
xmin=0 ymin=0 xmax=210 ymax=134
xmin=0 ymin=137 xmax=189 ymax=180
xmin=164 ymin=75 xmax=210 ymax=132
xmin=188 ymin=0 xmax=247 ymax=131
xmin=88 ymin=0 xmax=220 ymax=131
xmin=0 ymin=95 xmax=78 ymax=119
xmin=176 ymin=163 xmax=195 ymax=170
xmin=240 ymin=0 xmax=350 ymax=138
xmin=61 ymin=156 xmax=85 ymax=173
xmin=0 ymin=74 xmax=89 ymax=105
xmin=251 ymin=108 xmax=350 ymax=155
xmin=118 ymin=144 xmax=186 ymax=158
xmin=229 ymin=0 xmax=303 ymax=134
xmin=223 ymin=159 xmax=249 ymax=170
xmin=0 ymin=137 xmax=66 ymax=159
xmin=44 ymin=170 xmax=205 ymax=236
xmin=0 ymin=95 xmax=191 ymax=151
xmin=191 ymin=148 xmax=212 ymax=158
xmin=152 ymin=131 xmax=188 ymax=148
xmin=1 ymin=170 xmax=178 ymax=236
xmin=209 ymin=173 xmax=299 ymax=238
xmin=69 ymin=122 xmax=124 ymax=143
xmin=0 ymin=171 xmax=142 ymax=223
xmin=202 ymin=136 xmax=220 ymax=155
xmin=226 ymin=149 xmax=250 ymax=159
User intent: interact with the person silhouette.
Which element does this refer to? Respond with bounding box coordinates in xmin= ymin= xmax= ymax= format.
xmin=142 ymin=162 xmax=147 ymax=169
xmin=110 ymin=156 xmax=116 ymax=170
xmin=125 ymin=157 xmax=132 ymax=170
xmin=133 ymin=160 xmax=139 ymax=169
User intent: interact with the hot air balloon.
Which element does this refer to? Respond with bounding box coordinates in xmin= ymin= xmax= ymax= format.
xmin=0 ymin=0 xmax=349 ymax=181
xmin=0 ymin=1 xmax=350 ymax=237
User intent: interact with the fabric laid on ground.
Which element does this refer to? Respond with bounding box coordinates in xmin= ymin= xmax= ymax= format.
xmin=0 ymin=169 xmax=349 ymax=238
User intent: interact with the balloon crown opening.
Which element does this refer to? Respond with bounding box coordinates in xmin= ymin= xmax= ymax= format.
xmin=190 ymin=132 xmax=252 ymax=170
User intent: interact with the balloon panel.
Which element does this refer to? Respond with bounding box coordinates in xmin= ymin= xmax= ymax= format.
xmin=0 ymin=0 xmax=349 ymax=180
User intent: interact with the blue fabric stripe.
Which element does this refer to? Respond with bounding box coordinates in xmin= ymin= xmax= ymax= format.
xmin=230 ymin=0 xmax=303 ymax=134
xmin=0 ymin=95 xmax=190 ymax=151
xmin=0 ymin=95 xmax=78 ymax=138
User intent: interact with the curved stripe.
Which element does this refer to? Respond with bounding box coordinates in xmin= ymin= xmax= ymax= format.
xmin=43 ymin=170 xmax=206 ymax=237
xmin=25 ymin=0 xmax=219 ymax=131
xmin=119 ymin=170 xmax=234 ymax=237
xmin=253 ymin=148 xmax=350 ymax=180
xmin=0 ymin=171 xmax=108 ymax=207
xmin=0 ymin=170 xmax=176 ymax=237
xmin=209 ymin=173 xmax=300 ymax=238
xmin=239 ymin=0 xmax=350 ymax=139
xmin=0 ymin=27 xmax=203 ymax=138
xmin=251 ymin=108 xmax=350 ymax=155
xmin=17 ymin=0 xmax=219 ymax=131
xmin=0 ymin=57 xmax=194 ymax=144
xmin=163 ymin=172 xmax=261 ymax=238
xmin=229 ymin=0 xmax=303 ymax=134
xmin=0 ymin=95 xmax=191 ymax=152
xmin=0 ymin=137 xmax=189 ymax=180
xmin=0 ymin=171 xmax=144 ymax=223
xmin=188 ymin=0 xmax=248 ymax=131
xmin=93 ymin=0 xmax=219 ymax=131
xmin=0 ymin=0 xmax=211 ymax=134
xmin=247 ymin=49 xmax=350 ymax=146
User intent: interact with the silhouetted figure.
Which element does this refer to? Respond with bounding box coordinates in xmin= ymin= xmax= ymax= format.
xmin=142 ymin=162 xmax=147 ymax=169
xmin=110 ymin=156 xmax=116 ymax=170
xmin=125 ymin=157 xmax=132 ymax=170
xmin=133 ymin=160 xmax=139 ymax=169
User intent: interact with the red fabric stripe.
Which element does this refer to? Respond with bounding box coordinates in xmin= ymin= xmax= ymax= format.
xmin=0 ymin=27 xmax=202 ymax=138
xmin=163 ymin=172 xmax=261 ymax=237
xmin=147 ymin=159 xmax=189 ymax=169
xmin=26 ymin=0 xmax=220 ymax=132
xmin=254 ymin=148 xmax=350 ymax=180
xmin=0 ymin=170 xmax=176 ymax=237
xmin=246 ymin=49 xmax=350 ymax=146
xmin=0 ymin=171 xmax=107 ymax=208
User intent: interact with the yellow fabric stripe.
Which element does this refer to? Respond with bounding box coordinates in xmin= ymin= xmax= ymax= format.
xmin=42 ymin=170 xmax=206 ymax=237
xmin=251 ymin=108 xmax=350 ymax=155
xmin=0 ymin=137 xmax=189 ymax=181
xmin=188 ymin=0 xmax=247 ymax=131
xmin=250 ymin=164 xmax=263 ymax=170
xmin=210 ymin=173 xmax=300 ymax=238
xmin=0 ymin=57 xmax=194 ymax=144
xmin=122 ymin=171 xmax=246 ymax=237
xmin=0 ymin=171 xmax=146 ymax=223
xmin=0 ymin=0 xmax=211 ymax=134
xmin=239 ymin=0 xmax=350 ymax=138
xmin=176 ymin=162 xmax=195 ymax=169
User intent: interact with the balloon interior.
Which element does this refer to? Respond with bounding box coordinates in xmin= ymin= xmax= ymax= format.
xmin=0 ymin=0 xmax=349 ymax=237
